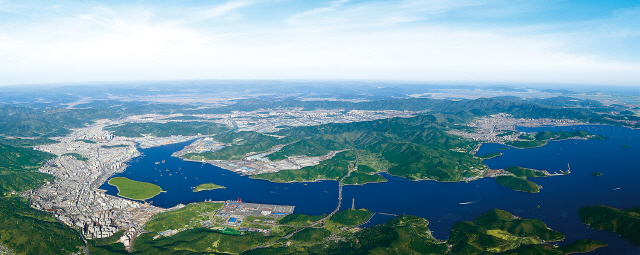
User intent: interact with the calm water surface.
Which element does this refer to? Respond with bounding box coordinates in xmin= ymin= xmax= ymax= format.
xmin=101 ymin=124 xmax=640 ymax=254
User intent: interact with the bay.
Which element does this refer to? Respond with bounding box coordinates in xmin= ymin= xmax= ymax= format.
xmin=101 ymin=124 xmax=640 ymax=254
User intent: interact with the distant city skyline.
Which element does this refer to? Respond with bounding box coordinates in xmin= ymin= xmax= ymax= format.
xmin=1 ymin=0 xmax=639 ymax=86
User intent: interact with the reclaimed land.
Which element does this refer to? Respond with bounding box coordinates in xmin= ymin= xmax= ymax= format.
xmin=192 ymin=183 xmax=225 ymax=192
xmin=579 ymin=205 xmax=640 ymax=245
xmin=108 ymin=177 xmax=162 ymax=200
xmin=145 ymin=202 xmax=224 ymax=233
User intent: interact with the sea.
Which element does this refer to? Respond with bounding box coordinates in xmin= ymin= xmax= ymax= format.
xmin=100 ymin=124 xmax=640 ymax=254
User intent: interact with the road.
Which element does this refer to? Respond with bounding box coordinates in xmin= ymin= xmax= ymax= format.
xmin=251 ymin=154 xmax=359 ymax=250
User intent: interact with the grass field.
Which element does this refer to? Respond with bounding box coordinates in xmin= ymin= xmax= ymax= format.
xmin=145 ymin=202 xmax=223 ymax=233
xmin=108 ymin=177 xmax=162 ymax=200
xmin=485 ymin=229 xmax=540 ymax=253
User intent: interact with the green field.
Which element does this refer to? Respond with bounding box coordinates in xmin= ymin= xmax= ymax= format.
xmin=192 ymin=183 xmax=225 ymax=192
xmin=495 ymin=175 xmax=540 ymax=193
xmin=108 ymin=177 xmax=162 ymax=200
xmin=62 ymin=152 xmax=88 ymax=161
xmin=145 ymin=202 xmax=224 ymax=233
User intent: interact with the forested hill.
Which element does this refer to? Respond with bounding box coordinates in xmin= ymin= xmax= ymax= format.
xmin=0 ymin=96 xmax=636 ymax=138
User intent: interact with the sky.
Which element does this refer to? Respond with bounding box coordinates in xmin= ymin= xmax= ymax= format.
xmin=0 ymin=0 xmax=639 ymax=86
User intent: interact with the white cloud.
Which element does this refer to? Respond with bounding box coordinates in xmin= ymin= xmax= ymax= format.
xmin=197 ymin=0 xmax=254 ymax=21
xmin=0 ymin=0 xmax=639 ymax=86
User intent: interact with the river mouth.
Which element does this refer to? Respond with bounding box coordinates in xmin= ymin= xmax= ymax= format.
xmin=101 ymin=124 xmax=640 ymax=254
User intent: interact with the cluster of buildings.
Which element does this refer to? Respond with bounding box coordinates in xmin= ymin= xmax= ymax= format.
xmin=182 ymin=143 xmax=348 ymax=176
xmin=172 ymin=137 xmax=225 ymax=155
xmin=447 ymin=113 xmax=579 ymax=143
xmin=0 ymin=244 xmax=14 ymax=255
xmin=20 ymin=108 xmax=420 ymax=250
xmin=25 ymin=120 xmax=168 ymax=251
xmin=216 ymin=200 xmax=295 ymax=235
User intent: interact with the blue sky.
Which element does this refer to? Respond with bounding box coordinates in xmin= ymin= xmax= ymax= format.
xmin=0 ymin=0 xmax=639 ymax=86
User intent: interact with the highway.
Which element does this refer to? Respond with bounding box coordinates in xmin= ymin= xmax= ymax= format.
xmin=251 ymin=154 xmax=359 ymax=250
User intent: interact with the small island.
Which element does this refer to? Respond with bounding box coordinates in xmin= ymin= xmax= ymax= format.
xmin=495 ymin=175 xmax=540 ymax=193
xmin=590 ymin=172 xmax=602 ymax=176
xmin=621 ymin=145 xmax=630 ymax=148
xmin=192 ymin=183 xmax=225 ymax=192
xmin=108 ymin=177 xmax=162 ymax=200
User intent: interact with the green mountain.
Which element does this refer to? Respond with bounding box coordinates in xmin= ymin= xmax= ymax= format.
xmin=579 ymin=205 xmax=640 ymax=245
xmin=0 ymin=144 xmax=56 ymax=195
xmin=0 ymin=197 xmax=85 ymax=255
xmin=448 ymin=209 xmax=565 ymax=254
xmin=195 ymin=115 xmax=486 ymax=182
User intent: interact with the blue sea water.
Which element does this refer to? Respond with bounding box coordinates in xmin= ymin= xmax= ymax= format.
xmin=101 ymin=124 xmax=640 ymax=254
